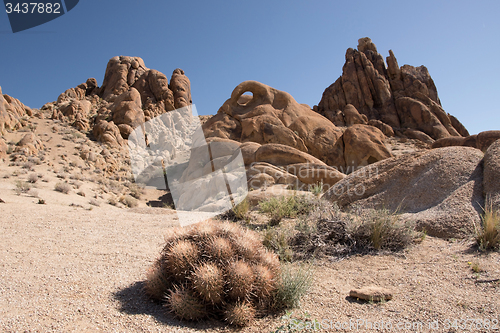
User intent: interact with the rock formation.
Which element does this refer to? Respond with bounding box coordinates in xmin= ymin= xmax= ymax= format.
xmin=42 ymin=56 xmax=192 ymax=146
xmin=323 ymin=146 xmax=484 ymax=238
xmin=315 ymin=37 xmax=468 ymax=142
xmin=197 ymin=80 xmax=395 ymax=191
xmin=0 ymin=86 xmax=33 ymax=134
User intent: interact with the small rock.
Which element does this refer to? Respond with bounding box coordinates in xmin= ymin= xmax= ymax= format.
xmin=349 ymin=286 xmax=393 ymax=302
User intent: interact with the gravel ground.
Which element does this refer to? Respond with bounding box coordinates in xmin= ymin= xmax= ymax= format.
xmin=1 ymin=180 xmax=500 ymax=332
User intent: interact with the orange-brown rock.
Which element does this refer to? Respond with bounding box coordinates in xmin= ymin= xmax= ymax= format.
xmin=92 ymin=120 xmax=125 ymax=148
xmin=99 ymin=56 xmax=148 ymax=101
xmin=110 ymin=87 xmax=145 ymax=138
xmin=477 ymin=130 xmax=500 ymax=152
xmin=15 ymin=133 xmax=44 ymax=156
xmin=315 ymin=38 xmax=469 ymax=142
xmin=170 ymin=68 xmax=192 ymax=109
xmin=204 ymin=81 xmax=345 ymax=167
xmin=403 ymin=129 xmax=434 ymax=145
xmin=342 ymin=125 xmax=393 ymax=170
xmin=255 ymin=143 xmax=326 ymax=166
xmin=368 ymin=119 xmax=394 ymax=137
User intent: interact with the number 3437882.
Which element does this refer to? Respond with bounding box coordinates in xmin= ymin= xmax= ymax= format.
xmin=5 ymin=3 xmax=61 ymax=14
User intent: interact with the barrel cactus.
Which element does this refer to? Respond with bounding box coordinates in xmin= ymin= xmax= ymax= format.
xmin=144 ymin=220 xmax=281 ymax=326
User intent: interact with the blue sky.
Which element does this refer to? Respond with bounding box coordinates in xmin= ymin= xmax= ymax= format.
xmin=0 ymin=0 xmax=498 ymax=135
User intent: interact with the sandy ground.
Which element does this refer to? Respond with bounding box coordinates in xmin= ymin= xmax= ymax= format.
xmin=1 ymin=119 xmax=500 ymax=332
xmin=1 ymin=181 xmax=500 ymax=332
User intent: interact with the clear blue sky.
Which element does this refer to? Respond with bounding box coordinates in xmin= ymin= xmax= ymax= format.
xmin=1 ymin=0 xmax=498 ymax=135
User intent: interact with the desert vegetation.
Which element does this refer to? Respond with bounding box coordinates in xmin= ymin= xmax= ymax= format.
xmin=143 ymin=221 xmax=313 ymax=327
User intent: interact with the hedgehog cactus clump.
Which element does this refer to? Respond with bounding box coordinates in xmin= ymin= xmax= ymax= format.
xmin=144 ymin=220 xmax=281 ymax=326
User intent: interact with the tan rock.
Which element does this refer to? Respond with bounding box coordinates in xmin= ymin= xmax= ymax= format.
xmin=247 ymin=173 xmax=275 ymax=190
xmin=15 ymin=133 xmax=44 ymax=156
xmin=432 ymin=136 xmax=467 ymax=149
xmin=110 ymin=87 xmax=145 ymax=139
xmin=403 ymin=129 xmax=434 ymax=145
xmin=342 ymin=125 xmax=392 ymax=170
xmin=477 ymin=130 xmax=500 ymax=152
xmin=238 ymin=142 xmax=261 ymax=165
xmin=92 ymin=120 xmax=125 ymax=148
xmin=484 ymin=139 xmax=500 ymax=210
xmin=0 ymin=138 xmax=8 ymax=160
xmin=368 ymin=119 xmax=394 ymax=137
xmin=204 ymin=81 xmax=344 ymax=167
xmin=323 ymin=147 xmax=484 ymax=238
xmin=343 ymin=104 xmax=367 ymax=126
xmin=285 ymin=163 xmax=345 ymax=190
xmin=247 ymin=162 xmax=298 ymax=187
xmin=0 ymin=86 xmax=32 ymax=134
xmin=349 ymin=286 xmax=393 ymax=302
xmin=255 ymin=143 xmax=326 ymax=166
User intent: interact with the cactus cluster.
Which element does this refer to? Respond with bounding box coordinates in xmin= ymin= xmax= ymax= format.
xmin=144 ymin=221 xmax=281 ymax=326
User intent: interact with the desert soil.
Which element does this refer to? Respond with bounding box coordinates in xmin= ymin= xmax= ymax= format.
xmin=1 ymin=183 xmax=500 ymax=332
xmin=1 ymin=119 xmax=499 ymax=332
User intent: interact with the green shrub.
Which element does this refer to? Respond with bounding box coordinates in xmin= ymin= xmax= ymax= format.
xmin=263 ymin=227 xmax=294 ymax=262
xmin=271 ymin=263 xmax=314 ymax=311
xmin=259 ymin=195 xmax=313 ymax=225
xmin=14 ymin=180 xmax=31 ymax=194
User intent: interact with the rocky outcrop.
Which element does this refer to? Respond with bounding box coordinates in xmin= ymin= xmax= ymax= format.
xmin=484 ymin=139 xmax=500 ymax=211
xmin=342 ymin=125 xmax=392 ymax=169
xmin=0 ymin=86 xmax=33 ymax=134
xmin=315 ymin=38 xmax=467 ymax=141
xmin=43 ymin=56 xmax=192 ymax=147
xmin=0 ymin=138 xmax=7 ymax=160
xmin=15 ymin=133 xmax=44 ymax=156
xmin=323 ymin=147 xmax=484 ymax=238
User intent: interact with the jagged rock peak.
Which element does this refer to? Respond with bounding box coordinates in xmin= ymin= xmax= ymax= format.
xmin=315 ymin=37 xmax=468 ymax=142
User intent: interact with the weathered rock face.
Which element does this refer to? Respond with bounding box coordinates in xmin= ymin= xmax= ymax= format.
xmin=342 ymin=124 xmax=393 ymax=169
xmin=483 ymin=139 xmax=500 ymax=211
xmin=0 ymin=86 xmax=33 ymax=134
xmin=0 ymin=138 xmax=7 ymax=160
xmin=15 ymin=133 xmax=44 ymax=156
xmin=43 ymin=56 xmax=192 ymax=147
xmin=204 ymin=80 xmax=345 ymax=167
xmin=323 ymin=147 xmax=484 ymax=238
xmin=315 ymin=37 xmax=468 ymax=141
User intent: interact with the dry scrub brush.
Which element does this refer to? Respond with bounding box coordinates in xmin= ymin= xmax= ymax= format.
xmin=144 ymin=221 xmax=309 ymax=327
xmin=475 ymin=201 xmax=500 ymax=251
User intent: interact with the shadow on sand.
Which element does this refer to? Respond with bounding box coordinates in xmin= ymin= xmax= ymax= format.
xmin=113 ymin=281 xmax=228 ymax=331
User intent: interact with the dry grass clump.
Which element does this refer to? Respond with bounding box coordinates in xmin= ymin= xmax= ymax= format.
xmin=475 ymin=202 xmax=500 ymax=251
xmin=144 ymin=221 xmax=307 ymax=327
xmin=119 ymin=195 xmax=139 ymax=208
xmin=14 ymin=180 xmax=32 ymax=195
xmin=259 ymin=195 xmax=313 ymax=225
xmin=292 ymin=200 xmax=418 ymax=258
xmin=54 ymin=182 xmax=72 ymax=194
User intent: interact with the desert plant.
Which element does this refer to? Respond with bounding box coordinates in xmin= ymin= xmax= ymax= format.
xmin=271 ymin=263 xmax=314 ymax=311
xmin=259 ymin=195 xmax=313 ymax=225
xmin=89 ymin=199 xmax=100 ymax=207
xmin=308 ymin=182 xmax=324 ymax=197
xmin=475 ymin=202 xmax=500 ymax=251
xmin=144 ymin=221 xmax=291 ymax=327
xmin=27 ymin=173 xmax=38 ymax=184
xmin=14 ymin=180 xmax=31 ymax=194
xmin=128 ymin=183 xmax=144 ymax=199
xmin=120 ymin=195 xmax=139 ymax=208
xmin=263 ymin=227 xmax=294 ymax=262
xmin=349 ymin=208 xmax=415 ymax=251
xmin=54 ymin=182 xmax=71 ymax=194
xmin=232 ymin=198 xmax=250 ymax=221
